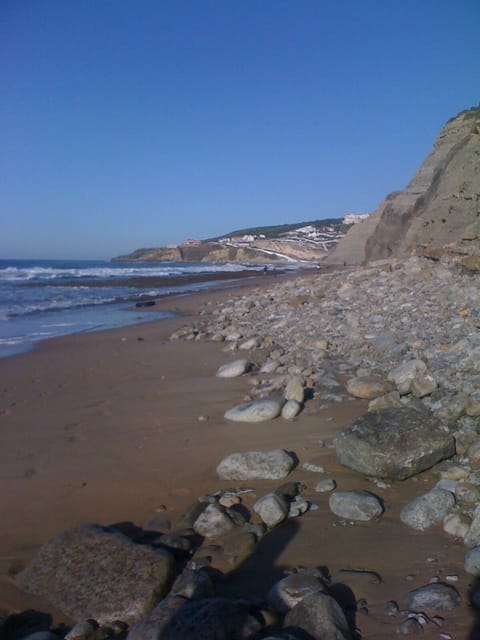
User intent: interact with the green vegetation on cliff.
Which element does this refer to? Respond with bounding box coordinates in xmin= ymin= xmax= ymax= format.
xmin=207 ymin=217 xmax=349 ymax=240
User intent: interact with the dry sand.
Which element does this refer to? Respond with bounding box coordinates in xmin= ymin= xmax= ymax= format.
xmin=0 ymin=278 xmax=477 ymax=638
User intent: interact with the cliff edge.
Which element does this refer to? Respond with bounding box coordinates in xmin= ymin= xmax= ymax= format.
xmin=326 ymin=104 xmax=480 ymax=268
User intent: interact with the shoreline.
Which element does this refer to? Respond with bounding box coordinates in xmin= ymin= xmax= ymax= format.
xmin=0 ymin=267 xmax=475 ymax=637
xmin=0 ymin=267 xmax=309 ymax=361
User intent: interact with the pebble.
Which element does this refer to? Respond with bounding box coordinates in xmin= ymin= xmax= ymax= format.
xmin=315 ymin=478 xmax=336 ymax=493
xmin=302 ymin=462 xmax=325 ymax=473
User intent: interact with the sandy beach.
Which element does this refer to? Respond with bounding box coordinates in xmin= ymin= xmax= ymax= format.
xmin=0 ymin=274 xmax=477 ymax=638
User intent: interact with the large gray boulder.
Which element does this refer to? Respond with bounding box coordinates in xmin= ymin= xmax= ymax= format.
xmin=284 ymin=592 xmax=353 ymax=640
xmin=334 ymin=407 xmax=455 ymax=480
xmin=217 ymin=449 xmax=296 ymax=480
xmin=17 ymin=524 xmax=176 ymax=625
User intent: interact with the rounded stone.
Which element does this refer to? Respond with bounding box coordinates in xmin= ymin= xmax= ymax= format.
xmin=216 ymin=449 xmax=296 ymax=481
xmin=192 ymin=504 xmax=236 ymax=538
xmin=281 ymin=400 xmax=302 ymax=420
xmin=405 ymin=583 xmax=461 ymax=612
xmin=346 ymin=375 xmax=392 ymax=399
xmin=216 ymin=358 xmax=250 ymax=378
xmin=267 ymin=573 xmax=329 ymax=613
xmin=315 ymin=478 xmax=336 ymax=493
xmin=253 ymin=493 xmax=289 ymax=528
xmin=464 ymin=546 xmax=480 ymax=575
xmin=284 ymin=377 xmax=305 ymax=403
xmin=400 ymin=488 xmax=455 ymax=531
xmin=329 ymin=490 xmax=383 ymax=521
xmin=224 ymin=397 xmax=285 ymax=422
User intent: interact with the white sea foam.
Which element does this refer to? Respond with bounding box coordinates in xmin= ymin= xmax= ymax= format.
xmin=0 ymin=336 xmax=25 ymax=345
xmin=5 ymin=296 xmax=119 ymax=318
xmin=0 ymin=262 xmax=256 ymax=283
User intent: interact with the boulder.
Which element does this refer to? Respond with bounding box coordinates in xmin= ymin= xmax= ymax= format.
xmin=404 ymin=583 xmax=461 ymax=613
xmin=253 ymin=493 xmax=289 ymax=528
xmin=17 ymin=524 xmax=175 ymax=625
xmin=224 ymin=397 xmax=285 ymax=422
xmin=430 ymin=392 xmax=468 ymax=426
xmin=411 ymin=372 xmax=437 ymax=398
xmin=128 ymin=596 xmax=262 ymax=640
xmin=463 ymin=505 xmax=480 ymax=547
xmin=387 ymin=359 xmax=427 ymax=395
xmin=192 ymin=504 xmax=237 ymax=538
xmin=284 ymin=377 xmax=304 ymax=403
xmin=267 ymin=572 xmax=329 ymax=614
xmin=284 ymin=592 xmax=353 ymax=640
xmin=346 ymin=375 xmax=392 ymax=400
xmin=281 ymin=400 xmax=301 ymax=420
xmin=334 ymin=407 xmax=455 ymax=480
xmin=216 ymin=358 xmax=250 ymax=378
xmin=400 ymin=488 xmax=455 ymax=531
xmin=443 ymin=513 xmax=469 ymax=539
xmin=329 ymin=490 xmax=383 ymax=521
xmin=217 ymin=450 xmax=296 ymax=481
xmin=368 ymin=390 xmax=402 ymax=411
xmin=465 ymin=546 xmax=480 ymax=575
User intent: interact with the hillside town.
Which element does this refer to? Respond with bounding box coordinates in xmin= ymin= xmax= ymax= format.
xmin=184 ymin=213 xmax=370 ymax=252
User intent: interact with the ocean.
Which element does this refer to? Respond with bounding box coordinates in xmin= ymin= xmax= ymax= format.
xmin=0 ymin=259 xmax=269 ymax=358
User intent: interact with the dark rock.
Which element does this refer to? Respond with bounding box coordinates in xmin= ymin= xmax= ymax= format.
xmin=0 ymin=610 xmax=53 ymax=640
xmin=17 ymin=524 xmax=176 ymax=625
xmin=405 ymin=583 xmax=461 ymax=613
xmin=335 ymin=408 xmax=455 ymax=480
xmin=284 ymin=592 xmax=353 ymax=639
xmin=128 ymin=597 xmax=263 ymax=640
xmin=267 ymin=572 xmax=330 ymax=614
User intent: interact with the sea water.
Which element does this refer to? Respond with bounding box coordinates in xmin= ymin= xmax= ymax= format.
xmin=0 ymin=259 xmax=263 ymax=358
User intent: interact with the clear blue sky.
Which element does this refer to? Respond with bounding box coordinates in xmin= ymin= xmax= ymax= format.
xmin=1 ymin=1 xmax=479 ymax=259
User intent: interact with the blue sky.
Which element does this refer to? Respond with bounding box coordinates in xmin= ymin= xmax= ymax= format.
xmin=1 ymin=1 xmax=479 ymax=259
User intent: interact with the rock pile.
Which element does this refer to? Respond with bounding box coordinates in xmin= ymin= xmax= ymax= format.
xmin=171 ymin=257 xmax=480 ymax=596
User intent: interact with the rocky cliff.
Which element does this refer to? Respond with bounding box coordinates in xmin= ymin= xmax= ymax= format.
xmin=114 ymin=239 xmax=332 ymax=264
xmin=113 ymin=242 xmax=288 ymax=264
xmin=327 ymin=104 xmax=480 ymax=268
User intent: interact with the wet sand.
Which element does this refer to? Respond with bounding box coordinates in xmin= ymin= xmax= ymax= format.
xmin=0 ymin=278 xmax=477 ymax=638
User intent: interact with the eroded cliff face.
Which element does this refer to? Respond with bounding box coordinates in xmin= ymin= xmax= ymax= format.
xmin=327 ymin=105 xmax=480 ymax=267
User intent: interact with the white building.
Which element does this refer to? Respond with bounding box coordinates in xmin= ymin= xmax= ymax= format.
xmin=343 ymin=213 xmax=370 ymax=225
